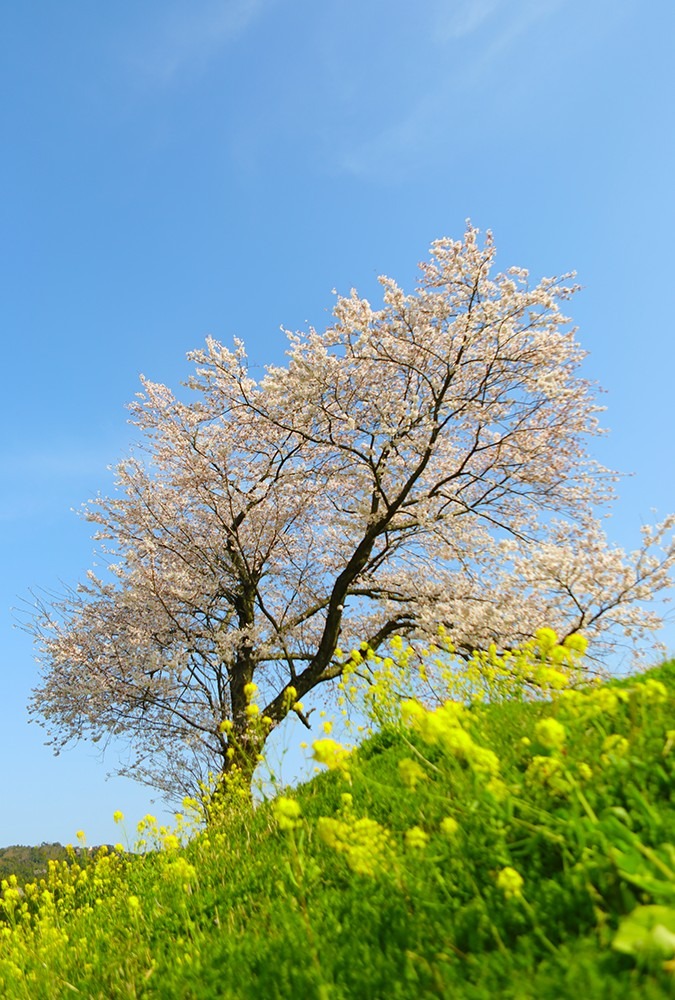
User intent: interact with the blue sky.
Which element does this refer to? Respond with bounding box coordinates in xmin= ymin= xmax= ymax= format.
xmin=1 ymin=0 xmax=674 ymax=847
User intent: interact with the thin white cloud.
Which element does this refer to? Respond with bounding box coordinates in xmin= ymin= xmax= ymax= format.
xmin=335 ymin=0 xmax=564 ymax=180
xmin=129 ymin=0 xmax=273 ymax=85
xmin=337 ymin=92 xmax=441 ymax=183
xmin=471 ymin=0 xmax=563 ymax=66
xmin=433 ymin=0 xmax=503 ymax=42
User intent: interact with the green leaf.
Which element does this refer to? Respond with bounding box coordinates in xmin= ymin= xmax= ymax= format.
xmin=613 ymin=905 xmax=675 ymax=958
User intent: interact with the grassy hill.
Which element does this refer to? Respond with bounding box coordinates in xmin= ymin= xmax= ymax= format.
xmin=2 ymin=658 xmax=675 ymax=998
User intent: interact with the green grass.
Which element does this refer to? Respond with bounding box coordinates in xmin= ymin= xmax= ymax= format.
xmin=2 ymin=660 xmax=675 ymax=998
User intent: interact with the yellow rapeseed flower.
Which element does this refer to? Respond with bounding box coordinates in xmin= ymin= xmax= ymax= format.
xmin=534 ymin=665 xmax=572 ymax=690
xmin=164 ymin=857 xmax=197 ymax=888
xmin=535 ymin=627 xmax=558 ymax=652
xmin=486 ymin=777 xmax=509 ymax=801
xmin=601 ymin=734 xmax=630 ymax=765
xmin=273 ymin=796 xmax=302 ymax=831
xmin=534 ymin=717 xmax=566 ymax=750
xmin=312 ymin=738 xmax=351 ymax=771
xmin=529 ymin=756 xmax=573 ymax=798
xmin=316 ymin=814 xmax=392 ymax=877
xmin=397 ymin=757 xmax=427 ymax=790
xmin=496 ymin=866 xmax=524 ymax=899
xmin=641 ymin=679 xmax=668 ymax=703
xmin=563 ymin=633 xmax=587 ymax=654
xmin=440 ymin=816 xmax=459 ymax=837
xmin=405 ymin=826 xmax=429 ymax=850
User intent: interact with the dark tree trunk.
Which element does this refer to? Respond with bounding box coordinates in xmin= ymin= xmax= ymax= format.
xmin=205 ymin=723 xmax=265 ymax=822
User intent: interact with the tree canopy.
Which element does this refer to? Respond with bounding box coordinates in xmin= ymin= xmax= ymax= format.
xmin=27 ymin=225 xmax=675 ymax=798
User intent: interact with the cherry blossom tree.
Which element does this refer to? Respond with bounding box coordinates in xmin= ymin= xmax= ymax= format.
xmin=27 ymin=225 xmax=675 ymax=799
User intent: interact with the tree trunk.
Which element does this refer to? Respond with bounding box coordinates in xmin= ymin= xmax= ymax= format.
xmin=205 ymin=726 xmax=265 ymax=823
